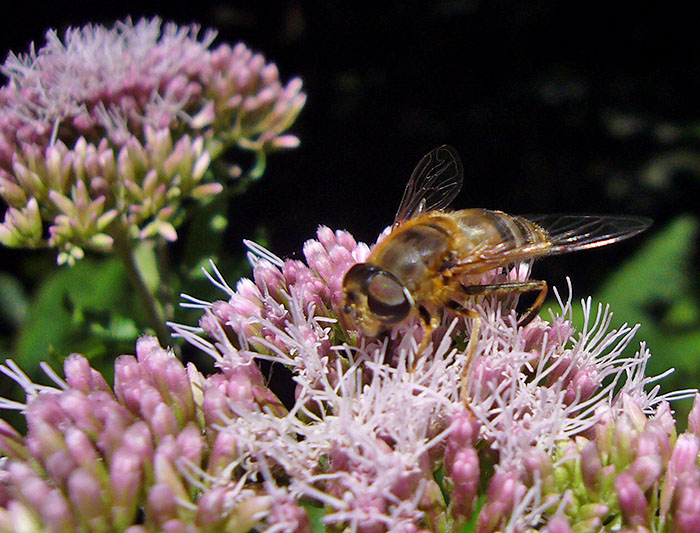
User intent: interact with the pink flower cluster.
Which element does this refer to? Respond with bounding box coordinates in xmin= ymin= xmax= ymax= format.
xmin=0 ymin=18 xmax=305 ymax=263
xmin=1 ymin=226 xmax=698 ymax=531
xmin=0 ymin=18 xmax=304 ymax=163
xmin=173 ymin=226 xmax=692 ymax=531
xmin=0 ymin=336 xmax=307 ymax=532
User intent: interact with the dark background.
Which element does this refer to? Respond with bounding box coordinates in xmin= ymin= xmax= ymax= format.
xmin=2 ymin=1 xmax=699 ymax=289
xmin=1 ymin=2 xmax=699 ymax=349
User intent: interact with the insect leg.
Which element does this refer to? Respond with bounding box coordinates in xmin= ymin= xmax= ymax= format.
xmin=444 ymin=300 xmax=482 ymax=401
xmin=460 ymin=279 xmax=548 ymax=327
xmin=412 ymin=306 xmax=438 ymax=370
xmin=461 ymin=311 xmax=481 ymax=403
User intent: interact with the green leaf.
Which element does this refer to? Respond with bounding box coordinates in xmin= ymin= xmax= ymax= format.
xmin=12 ymin=256 xmax=142 ymax=376
xmin=0 ymin=272 xmax=28 ymax=327
xmin=88 ymin=313 xmax=140 ymax=342
xmin=592 ymin=216 xmax=700 ymax=383
xmin=459 ymin=495 xmax=485 ymax=533
xmin=302 ymin=501 xmax=326 ymax=533
xmin=434 ymin=465 xmax=450 ymax=506
xmin=133 ymin=240 xmax=160 ymax=292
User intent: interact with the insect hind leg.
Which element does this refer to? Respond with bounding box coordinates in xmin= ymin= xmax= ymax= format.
xmin=460 ymin=279 xmax=548 ymax=327
xmin=451 ymin=281 xmax=546 ymax=403
xmin=442 ymin=300 xmax=483 ymax=401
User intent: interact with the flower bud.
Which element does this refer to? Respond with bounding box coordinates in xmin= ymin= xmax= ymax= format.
xmin=64 ymin=354 xmax=111 ymax=393
xmin=67 ymin=468 xmax=108 ymax=529
xmin=110 ymin=448 xmax=143 ymax=525
xmin=147 ymin=483 xmax=178 ymax=526
xmin=615 ymin=472 xmax=648 ymax=527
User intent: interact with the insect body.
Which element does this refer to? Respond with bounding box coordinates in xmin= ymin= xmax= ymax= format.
xmin=341 ymin=146 xmax=651 ymax=339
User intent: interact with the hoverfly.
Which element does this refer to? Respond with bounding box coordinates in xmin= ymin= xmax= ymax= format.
xmin=341 ymin=145 xmax=651 ymax=343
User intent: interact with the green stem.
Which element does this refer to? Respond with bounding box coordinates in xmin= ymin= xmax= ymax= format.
xmin=111 ymin=223 xmax=173 ymax=348
xmin=155 ymin=237 xmax=175 ymax=326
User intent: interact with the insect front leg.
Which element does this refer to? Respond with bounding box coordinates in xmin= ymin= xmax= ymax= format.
xmin=411 ymin=305 xmax=439 ymax=370
xmin=460 ymin=279 xmax=548 ymax=327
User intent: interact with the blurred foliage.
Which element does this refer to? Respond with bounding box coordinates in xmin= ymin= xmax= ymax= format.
xmin=11 ymin=257 xmax=136 ymax=379
xmin=597 ymin=217 xmax=700 ymax=382
xmin=0 ymin=194 xmax=261 ymax=393
xmin=0 ymin=272 xmax=28 ymax=335
xmin=303 ymin=503 xmax=325 ymax=533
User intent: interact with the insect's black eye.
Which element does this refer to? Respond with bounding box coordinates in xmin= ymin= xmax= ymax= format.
xmin=343 ymin=263 xmax=411 ymax=325
xmin=366 ymin=271 xmax=411 ymax=323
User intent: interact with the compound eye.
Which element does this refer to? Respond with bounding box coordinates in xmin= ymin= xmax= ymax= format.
xmin=367 ymin=272 xmax=411 ymax=323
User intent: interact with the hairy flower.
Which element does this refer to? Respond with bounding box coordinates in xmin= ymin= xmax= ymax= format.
xmin=0 ymin=17 xmax=305 ymax=263
xmin=170 ymin=226 xmax=688 ymax=531
xmin=1 ymin=226 xmax=696 ymax=531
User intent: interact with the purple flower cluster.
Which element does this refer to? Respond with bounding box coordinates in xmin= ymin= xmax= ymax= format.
xmin=0 ymin=337 xmax=307 ymax=532
xmin=1 ymin=226 xmax=698 ymax=531
xmin=0 ymin=18 xmax=305 ymax=263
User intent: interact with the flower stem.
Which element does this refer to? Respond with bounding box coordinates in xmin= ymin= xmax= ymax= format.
xmin=111 ymin=223 xmax=173 ymax=348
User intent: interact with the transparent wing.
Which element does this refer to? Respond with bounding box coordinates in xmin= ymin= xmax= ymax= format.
xmin=394 ymin=145 xmax=464 ymax=225
xmin=453 ymin=214 xmax=652 ymax=271
xmin=526 ymin=214 xmax=653 ymax=255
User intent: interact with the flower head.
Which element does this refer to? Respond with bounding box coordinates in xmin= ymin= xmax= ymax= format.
xmin=0 ymin=18 xmax=305 ymax=263
xmin=169 ymin=226 xmax=685 ymax=531
xmin=1 ymin=226 xmax=696 ymax=531
xmin=0 ymin=338 xmax=287 ymax=532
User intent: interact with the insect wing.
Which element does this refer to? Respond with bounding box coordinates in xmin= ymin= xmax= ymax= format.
xmin=526 ymin=214 xmax=652 ymax=255
xmin=394 ymin=145 xmax=464 ymax=224
xmin=444 ymin=214 xmax=651 ymax=272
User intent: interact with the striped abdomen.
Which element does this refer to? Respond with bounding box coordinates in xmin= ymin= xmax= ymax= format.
xmin=452 ymin=209 xmax=549 ymax=252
